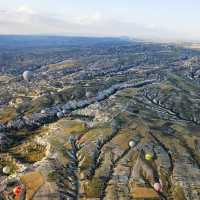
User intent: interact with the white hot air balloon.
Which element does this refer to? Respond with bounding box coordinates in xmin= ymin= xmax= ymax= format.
xmin=62 ymin=109 xmax=68 ymax=114
xmin=86 ymin=91 xmax=93 ymax=98
xmin=23 ymin=70 xmax=32 ymax=81
xmin=129 ymin=140 xmax=136 ymax=148
xmin=57 ymin=112 xmax=63 ymax=119
xmin=41 ymin=109 xmax=46 ymax=114
xmin=3 ymin=166 xmax=11 ymax=175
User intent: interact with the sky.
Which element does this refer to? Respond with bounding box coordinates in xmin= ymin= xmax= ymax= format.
xmin=0 ymin=0 xmax=200 ymax=42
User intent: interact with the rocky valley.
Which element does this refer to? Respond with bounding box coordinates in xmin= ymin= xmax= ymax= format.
xmin=0 ymin=36 xmax=200 ymax=200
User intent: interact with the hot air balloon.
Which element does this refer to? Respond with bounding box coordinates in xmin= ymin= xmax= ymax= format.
xmin=23 ymin=70 xmax=32 ymax=81
xmin=41 ymin=109 xmax=46 ymax=114
xmin=145 ymin=153 xmax=153 ymax=161
xmin=2 ymin=166 xmax=10 ymax=175
xmin=62 ymin=109 xmax=68 ymax=114
xmin=57 ymin=112 xmax=63 ymax=119
xmin=13 ymin=186 xmax=22 ymax=197
xmin=86 ymin=91 xmax=93 ymax=98
xmin=129 ymin=140 xmax=136 ymax=148
xmin=153 ymin=182 xmax=162 ymax=192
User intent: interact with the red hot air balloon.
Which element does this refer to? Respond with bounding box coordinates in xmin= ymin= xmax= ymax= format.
xmin=13 ymin=186 xmax=22 ymax=197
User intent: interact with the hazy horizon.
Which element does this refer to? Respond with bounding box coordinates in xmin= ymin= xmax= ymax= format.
xmin=0 ymin=0 xmax=200 ymax=42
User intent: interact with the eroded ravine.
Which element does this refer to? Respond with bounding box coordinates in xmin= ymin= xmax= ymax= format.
xmin=1 ymin=39 xmax=200 ymax=200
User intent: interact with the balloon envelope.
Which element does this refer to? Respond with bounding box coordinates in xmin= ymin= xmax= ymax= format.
xmin=3 ymin=166 xmax=10 ymax=174
xmin=153 ymin=182 xmax=162 ymax=192
xmin=145 ymin=153 xmax=153 ymax=161
xmin=62 ymin=109 xmax=67 ymax=114
xmin=23 ymin=71 xmax=32 ymax=81
xmin=57 ymin=112 xmax=63 ymax=118
xmin=13 ymin=186 xmax=22 ymax=196
xmin=86 ymin=91 xmax=93 ymax=98
xmin=41 ymin=109 xmax=46 ymax=114
xmin=129 ymin=140 xmax=135 ymax=148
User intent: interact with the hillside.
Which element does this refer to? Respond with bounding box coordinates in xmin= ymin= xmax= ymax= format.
xmin=0 ymin=36 xmax=200 ymax=200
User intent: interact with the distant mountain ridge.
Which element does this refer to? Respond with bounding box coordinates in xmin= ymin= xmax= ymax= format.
xmin=0 ymin=35 xmax=130 ymax=48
